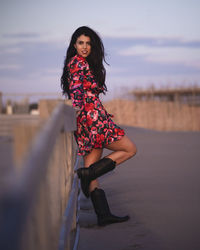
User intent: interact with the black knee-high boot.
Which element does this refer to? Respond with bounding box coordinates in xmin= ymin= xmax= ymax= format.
xmin=76 ymin=157 xmax=116 ymax=198
xmin=90 ymin=188 xmax=130 ymax=226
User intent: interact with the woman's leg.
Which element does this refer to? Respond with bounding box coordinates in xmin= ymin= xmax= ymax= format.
xmin=83 ymin=148 xmax=103 ymax=193
xmin=78 ymin=135 xmax=136 ymax=196
xmin=82 ymin=147 xmax=129 ymax=226
xmin=104 ymin=135 xmax=137 ymax=165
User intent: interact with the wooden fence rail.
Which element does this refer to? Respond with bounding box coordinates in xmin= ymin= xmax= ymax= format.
xmin=0 ymin=101 xmax=81 ymax=250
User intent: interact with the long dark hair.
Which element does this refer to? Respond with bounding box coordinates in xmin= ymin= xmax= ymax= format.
xmin=61 ymin=26 xmax=108 ymax=98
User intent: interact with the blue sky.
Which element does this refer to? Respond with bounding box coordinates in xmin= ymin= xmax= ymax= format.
xmin=0 ymin=0 xmax=200 ymax=100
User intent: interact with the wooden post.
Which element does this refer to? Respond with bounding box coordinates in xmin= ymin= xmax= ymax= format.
xmin=13 ymin=123 xmax=41 ymax=169
xmin=39 ymin=99 xmax=62 ymax=119
xmin=11 ymin=101 xmax=78 ymax=250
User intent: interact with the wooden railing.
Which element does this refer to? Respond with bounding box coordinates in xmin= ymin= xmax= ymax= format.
xmin=0 ymin=101 xmax=81 ymax=250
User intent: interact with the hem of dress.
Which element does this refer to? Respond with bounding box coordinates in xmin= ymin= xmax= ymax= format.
xmin=77 ymin=132 xmax=126 ymax=156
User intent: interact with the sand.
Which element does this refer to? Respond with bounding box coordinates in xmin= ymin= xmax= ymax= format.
xmin=78 ymin=126 xmax=200 ymax=250
xmin=1 ymin=125 xmax=200 ymax=249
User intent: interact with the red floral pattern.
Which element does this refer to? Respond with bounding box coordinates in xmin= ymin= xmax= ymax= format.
xmin=67 ymin=54 xmax=125 ymax=156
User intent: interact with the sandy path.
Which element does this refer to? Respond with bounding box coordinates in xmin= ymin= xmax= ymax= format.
xmin=78 ymin=126 xmax=200 ymax=250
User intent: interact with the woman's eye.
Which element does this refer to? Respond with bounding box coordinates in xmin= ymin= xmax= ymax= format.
xmin=77 ymin=41 xmax=91 ymax=46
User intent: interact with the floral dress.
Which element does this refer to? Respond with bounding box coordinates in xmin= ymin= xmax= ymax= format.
xmin=67 ymin=54 xmax=125 ymax=156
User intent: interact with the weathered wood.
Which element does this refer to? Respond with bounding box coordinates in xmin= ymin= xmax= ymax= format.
xmin=58 ymin=175 xmax=79 ymax=250
xmin=13 ymin=123 xmax=41 ymax=168
xmin=0 ymin=102 xmax=79 ymax=250
xmin=39 ymin=99 xmax=62 ymax=119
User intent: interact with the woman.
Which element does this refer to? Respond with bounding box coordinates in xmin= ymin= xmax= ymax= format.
xmin=61 ymin=26 xmax=137 ymax=226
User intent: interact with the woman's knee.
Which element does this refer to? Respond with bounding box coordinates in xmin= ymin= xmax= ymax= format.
xmin=121 ymin=137 xmax=137 ymax=158
xmin=127 ymin=142 xmax=137 ymax=158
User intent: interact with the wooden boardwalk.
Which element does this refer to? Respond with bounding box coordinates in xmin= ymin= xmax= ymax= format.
xmin=78 ymin=126 xmax=200 ymax=250
xmin=0 ymin=103 xmax=79 ymax=250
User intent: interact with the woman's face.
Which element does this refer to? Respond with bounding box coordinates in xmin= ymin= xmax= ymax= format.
xmin=74 ymin=35 xmax=91 ymax=58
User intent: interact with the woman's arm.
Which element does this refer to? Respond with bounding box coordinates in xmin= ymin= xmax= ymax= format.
xmin=69 ymin=58 xmax=87 ymax=112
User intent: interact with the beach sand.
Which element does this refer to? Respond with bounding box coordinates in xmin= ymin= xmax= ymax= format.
xmin=1 ymin=125 xmax=200 ymax=249
xmin=78 ymin=126 xmax=200 ymax=250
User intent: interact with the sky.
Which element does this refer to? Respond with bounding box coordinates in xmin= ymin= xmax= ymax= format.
xmin=0 ymin=0 xmax=200 ymax=101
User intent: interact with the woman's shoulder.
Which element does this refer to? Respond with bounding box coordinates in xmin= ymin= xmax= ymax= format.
xmin=68 ymin=54 xmax=87 ymax=69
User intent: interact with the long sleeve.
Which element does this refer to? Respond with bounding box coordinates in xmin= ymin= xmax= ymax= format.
xmin=68 ymin=58 xmax=87 ymax=110
xmin=68 ymin=55 xmax=102 ymax=113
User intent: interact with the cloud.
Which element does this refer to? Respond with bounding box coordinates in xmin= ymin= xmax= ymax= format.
xmin=0 ymin=31 xmax=63 ymax=47
xmin=102 ymin=35 xmax=200 ymax=78
xmin=104 ymin=35 xmax=200 ymax=50
xmin=119 ymin=46 xmax=200 ymax=69
xmin=0 ymin=47 xmax=22 ymax=55
xmin=0 ymin=38 xmax=65 ymax=77
xmin=0 ymin=64 xmax=22 ymax=70
xmin=2 ymin=32 xmax=40 ymax=39
xmin=0 ymin=34 xmax=200 ymax=94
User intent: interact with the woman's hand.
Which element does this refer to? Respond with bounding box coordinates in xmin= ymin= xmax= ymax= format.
xmin=74 ymin=107 xmax=81 ymax=117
